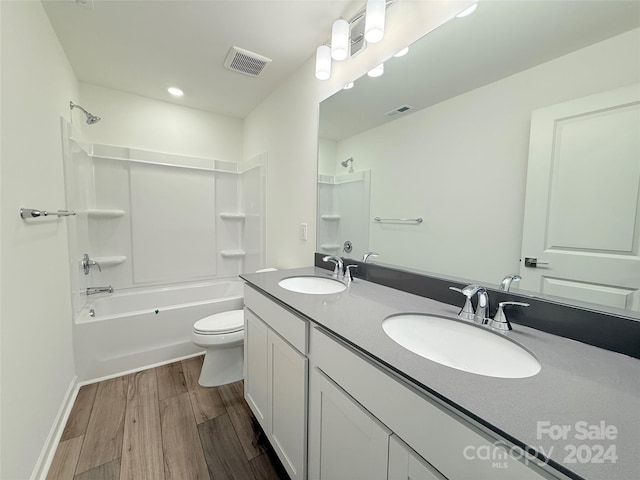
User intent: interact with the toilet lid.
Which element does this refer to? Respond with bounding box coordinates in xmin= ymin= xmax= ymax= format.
xmin=193 ymin=310 xmax=244 ymax=334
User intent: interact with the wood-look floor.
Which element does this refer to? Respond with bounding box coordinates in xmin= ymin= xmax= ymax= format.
xmin=47 ymin=355 xmax=289 ymax=480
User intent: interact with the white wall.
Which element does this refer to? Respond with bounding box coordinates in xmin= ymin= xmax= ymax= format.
xmin=243 ymin=1 xmax=475 ymax=269
xmin=0 ymin=2 xmax=79 ymax=478
xmin=331 ymin=28 xmax=640 ymax=284
xmin=79 ymin=82 xmax=243 ymax=161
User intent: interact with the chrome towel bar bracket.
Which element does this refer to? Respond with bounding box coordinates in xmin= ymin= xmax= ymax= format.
xmin=20 ymin=208 xmax=76 ymax=219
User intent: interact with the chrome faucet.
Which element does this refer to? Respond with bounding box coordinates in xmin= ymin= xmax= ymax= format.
xmin=322 ymin=255 xmax=344 ymax=279
xmin=86 ymin=286 xmax=113 ymax=295
xmin=81 ymin=253 xmax=102 ymax=275
xmin=499 ymin=274 xmax=521 ymax=292
xmin=461 ymin=284 xmax=490 ymax=325
xmin=361 ymin=252 xmax=379 ymax=263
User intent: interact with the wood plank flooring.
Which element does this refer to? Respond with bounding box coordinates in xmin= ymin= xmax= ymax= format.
xmin=47 ymin=356 xmax=289 ymax=480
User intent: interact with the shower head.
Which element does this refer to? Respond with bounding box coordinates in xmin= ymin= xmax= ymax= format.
xmin=70 ymin=101 xmax=101 ymax=124
xmin=341 ymin=157 xmax=354 ymax=173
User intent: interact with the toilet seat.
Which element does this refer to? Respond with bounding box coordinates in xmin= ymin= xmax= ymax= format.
xmin=193 ymin=310 xmax=243 ymax=335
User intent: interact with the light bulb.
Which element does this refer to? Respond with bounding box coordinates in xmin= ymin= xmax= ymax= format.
xmin=167 ymin=87 xmax=184 ymax=97
xmin=364 ymin=0 xmax=385 ymax=43
xmin=456 ymin=3 xmax=478 ymax=18
xmin=331 ymin=19 xmax=350 ymax=61
xmin=315 ymin=45 xmax=332 ymax=80
xmin=367 ymin=63 xmax=384 ymax=78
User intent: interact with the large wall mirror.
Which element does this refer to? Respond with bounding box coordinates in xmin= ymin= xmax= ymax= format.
xmin=317 ymin=0 xmax=640 ymax=316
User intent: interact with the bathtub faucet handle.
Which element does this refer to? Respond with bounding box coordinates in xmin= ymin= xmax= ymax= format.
xmin=82 ymin=253 xmax=102 ymax=275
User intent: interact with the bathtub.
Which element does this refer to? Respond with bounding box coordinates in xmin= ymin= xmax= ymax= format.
xmin=73 ymin=279 xmax=245 ymax=381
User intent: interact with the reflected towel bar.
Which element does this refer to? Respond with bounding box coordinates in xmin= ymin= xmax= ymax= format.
xmin=20 ymin=208 xmax=76 ymax=219
xmin=374 ymin=217 xmax=423 ymax=224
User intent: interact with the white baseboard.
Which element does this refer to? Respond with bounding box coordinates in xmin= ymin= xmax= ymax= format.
xmin=30 ymin=375 xmax=79 ymax=480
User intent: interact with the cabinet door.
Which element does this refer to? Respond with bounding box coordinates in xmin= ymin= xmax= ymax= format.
xmin=389 ymin=435 xmax=447 ymax=480
xmin=268 ymin=329 xmax=308 ymax=480
xmin=244 ymin=308 xmax=268 ymax=430
xmin=308 ymin=367 xmax=390 ymax=480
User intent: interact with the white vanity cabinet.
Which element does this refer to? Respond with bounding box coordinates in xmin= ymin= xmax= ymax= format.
xmin=388 ymin=435 xmax=446 ymax=480
xmin=308 ymin=367 xmax=391 ymax=480
xmin=309 ymin=326 xmax=561 ymax=480
xmin=243 ymin=286 xmax=308 ymax=480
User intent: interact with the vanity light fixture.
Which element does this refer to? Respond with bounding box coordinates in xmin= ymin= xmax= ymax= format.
xmin=393 ymin=47 xmax=409 ymax=57
xmin=367 ymin=63 xmax=384 ymax=78
xmin=456 ymin=3 xmax=478 ymax=18
xmin=315 ymin=45 xmax=332 ymax=80
xmin=331 ymin=19 xmax=350 ymax=61
xmin=343 ymin=82 xmax=355 ymax=90
xmin=167 ymin=87 xmax=184 ymax=97
xmin=365 ymin=0 xmax=386 ymax=43
xmin=314 ymin=0 xmax=392 ymax=81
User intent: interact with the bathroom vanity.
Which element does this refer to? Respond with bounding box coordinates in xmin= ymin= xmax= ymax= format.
xmin=241 ymin=267 xmax=640 ymax=480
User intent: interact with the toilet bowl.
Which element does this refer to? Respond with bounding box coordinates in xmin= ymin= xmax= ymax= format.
xmin=191 ymin=310 xmax=245 ymax=387
xmin=192 ymin=268 xmax=277 ymax=387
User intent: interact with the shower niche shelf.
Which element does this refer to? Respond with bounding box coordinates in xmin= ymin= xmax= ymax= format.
xmin=86 ymin=209 xmax=126 ymax=218
xmin=320 ymin=214 xmax=341 ymax=221
xmin=320 ymin=244 xmax=341 ymax=251
xmin=221 ymin=250 xmax=246 ymax=258
xmin=87 ymin=256 xmax=127 ymax=267
xmin=220 ymin=212 xmax=246 ymax=220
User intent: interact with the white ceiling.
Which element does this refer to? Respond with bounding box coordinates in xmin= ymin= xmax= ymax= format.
xmin=42 ymin=0 xmax=360 ymax=118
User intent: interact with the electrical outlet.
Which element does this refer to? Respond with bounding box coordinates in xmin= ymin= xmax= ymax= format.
xmin=300 ymin=223 xmax=308 ymax=241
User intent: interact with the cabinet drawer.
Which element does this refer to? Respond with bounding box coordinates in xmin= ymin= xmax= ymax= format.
xmin=310 ymin=327 xmax=558 ymax=480
xmin=244 ymin=285 xmax=308 ymax=354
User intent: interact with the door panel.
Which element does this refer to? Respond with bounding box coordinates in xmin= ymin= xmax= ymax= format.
xmin=520 ymin=84 xmax=640 ymax=311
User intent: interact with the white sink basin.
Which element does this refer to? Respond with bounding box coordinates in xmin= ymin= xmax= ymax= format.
xmin=382 ymin=314 xmax=541 ymax=378
xmin=278 ymin=276 xmax=346 ymax=295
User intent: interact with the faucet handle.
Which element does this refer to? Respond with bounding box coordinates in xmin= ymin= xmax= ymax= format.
xmin=490 ymin=301 xmax=529 ymax=332
xmin=449 ymin=286 xmax=475 ymax=321
xmin=81 ymin=253 xmax=102 ymax=275
xmin=345 ymin=264 xmax=357 ymax=283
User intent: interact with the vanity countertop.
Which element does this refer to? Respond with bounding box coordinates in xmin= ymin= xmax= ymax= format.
xmin=241 ymin=267 xmax=640 ymax=480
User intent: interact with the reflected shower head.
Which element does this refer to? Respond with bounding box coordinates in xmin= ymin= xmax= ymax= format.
xmin=341 ymin=157 xmax=354 ymax=172
xmin=70 ymin=101 xmax=101 ymax=124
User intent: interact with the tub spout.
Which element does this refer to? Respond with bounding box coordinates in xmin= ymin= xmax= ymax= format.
xmin=86 ymin=286 xmax=113 ymax=295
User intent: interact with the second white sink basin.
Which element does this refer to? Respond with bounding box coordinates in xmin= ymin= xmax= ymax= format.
xmin=278 ymin=276 xmax=346 ymax=295
xmin=382 ymin=314 xmax=541 ymax=378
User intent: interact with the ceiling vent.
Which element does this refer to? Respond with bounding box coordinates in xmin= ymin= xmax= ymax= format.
xmin=385 ymin=105 xmax=414 ymax=117
xmin=224 ymin=46 xmax=272 ymax=77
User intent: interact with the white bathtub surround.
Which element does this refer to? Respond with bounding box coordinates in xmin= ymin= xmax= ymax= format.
xmin=74 ymin=279 xmax=244 ymax=381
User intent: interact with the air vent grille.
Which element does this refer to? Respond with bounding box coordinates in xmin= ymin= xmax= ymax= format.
xmin=385 ymin=105 xmax=414 ymax=117
xmin=224 ymin=46 xmax=272 ymax=77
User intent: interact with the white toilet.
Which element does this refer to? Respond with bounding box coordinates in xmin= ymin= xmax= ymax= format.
xmin=192 ymin=268 xmax=276 ymax=387
xmin=191 ymin=309 xmax=245 ymax=387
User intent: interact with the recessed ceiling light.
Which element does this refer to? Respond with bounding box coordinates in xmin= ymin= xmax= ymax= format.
xmin=343 ymin=82 xmax=354 ymax=90
xmin=367 ymin=64 xmax=384 ymax=78
xmin=393 ymin=47 xmax=409 ymax=58
xmin=168 ymin=87 xmax=184 ymax=97
xmin=456 ymin=3 xmax=478 ymax=18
